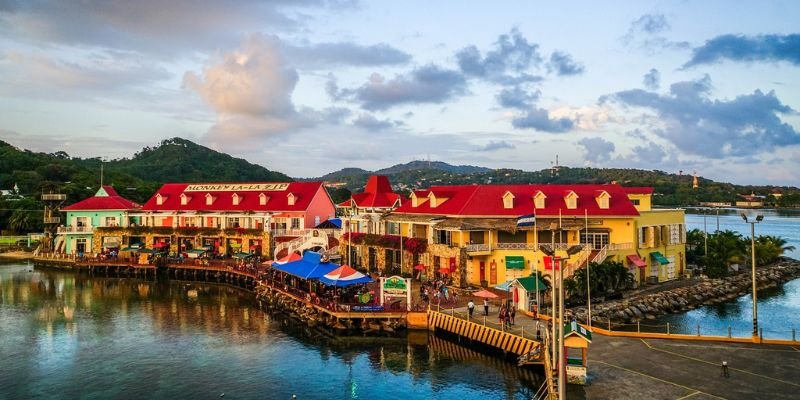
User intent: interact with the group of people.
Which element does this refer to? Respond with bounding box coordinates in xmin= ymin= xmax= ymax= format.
xmin=498 ymin=303 xmax=516 ymax=327
xmin=419 ymin=278 xmax=457 ymax=304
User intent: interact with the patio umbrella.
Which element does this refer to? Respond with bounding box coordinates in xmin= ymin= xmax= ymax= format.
xmin=319 ymin=265 xmax=373 ymax=287
xmin=274 ymin=252 xmax=302 ymax=265
xmin=413 ymin=264 xmax=426 ymax=271
xmin=471 ymin=289 xmax=499 ymax=299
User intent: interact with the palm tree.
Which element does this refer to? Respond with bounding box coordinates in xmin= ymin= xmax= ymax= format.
xmin=754 ymin=235 xmax=795 ymax=265
xmin=9 ymin=209 xmax=33 ymax=233
xmin=705 ymin=230 xmax=746 ymax=277
xmin=562 ymin=277 xmax=579 ymax=300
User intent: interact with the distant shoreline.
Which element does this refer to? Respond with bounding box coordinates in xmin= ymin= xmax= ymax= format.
xmin=0 ymin=251 xmax=34 ymax=261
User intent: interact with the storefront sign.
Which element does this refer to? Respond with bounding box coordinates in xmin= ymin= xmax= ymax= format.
xmin=506 ymin=256 xmax=525 ymax=269
xmin=382 ymin=276 xmax=408 ymax=294
xmin=184 ymin=183 xmax=289 ymax=192
xmin=380 ymin=276 xmax=411 ymax=311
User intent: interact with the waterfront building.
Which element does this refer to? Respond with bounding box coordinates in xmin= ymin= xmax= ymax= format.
xmin=58 ymin=185 xmax=142 ymax=255
xmin=97 ymin=182 xmax=336 ymax=258
xmin=340 ymin=177 xmax=686 ymax=287
xmin=337 ymin=175 xmax=404 ymax=269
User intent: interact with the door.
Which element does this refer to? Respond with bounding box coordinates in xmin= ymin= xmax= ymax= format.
xmin=368 ymin=248 xmax=377 ymax=273
xmin=479 ymin=261 xmax=486 ymax=282
xmin=667 ymin=256 xmax=676 ymax=280
xmin=76 ymin=238 xmax=86 ymax=254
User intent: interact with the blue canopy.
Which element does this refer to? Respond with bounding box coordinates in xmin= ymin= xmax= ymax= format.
xmin=314 ymin=218 xmax=342 ymax=229
xmin=272 ymin=251 xmax=340 ymax=280
xmin=494 ymin=280 xmax=514 ymax=292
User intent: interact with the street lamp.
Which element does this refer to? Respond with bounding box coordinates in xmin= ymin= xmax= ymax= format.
xmin=539 ymin=243 xmax=583 ymax=400
xmin=741 ymin=213 xmax=763 ymax=338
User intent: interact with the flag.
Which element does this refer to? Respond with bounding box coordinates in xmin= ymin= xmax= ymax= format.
xmin=516 ymin=213 xmax=536 ymax=228
xmin=543 ymin=256 xmax=559 ymax=270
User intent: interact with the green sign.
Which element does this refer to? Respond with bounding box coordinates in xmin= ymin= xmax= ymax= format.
xmin=506 ymin=256 xmax=525 ymax=269
xmin=383 ymin=276 xmax=407 ymax=290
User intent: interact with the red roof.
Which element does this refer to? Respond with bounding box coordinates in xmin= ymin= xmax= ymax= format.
xmin=344 ymin=175 xmax=401 ymax=209
xmin=394 ymin=184 xmax=641 ymax=217
xmin=622 ymin=187 xmax=654 ymax=195
xmin=140 ymin=182 xmax=324 ymax=212
xmin=62 ymin=186 xmax=141 ymax=211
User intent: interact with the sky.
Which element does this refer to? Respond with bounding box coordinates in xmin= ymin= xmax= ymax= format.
xmin=1 ymin=1 xmax=799 ymax=185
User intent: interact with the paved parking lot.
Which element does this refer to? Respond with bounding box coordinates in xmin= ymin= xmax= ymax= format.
xmin=579 ymin=335 xmax=800 ymax=399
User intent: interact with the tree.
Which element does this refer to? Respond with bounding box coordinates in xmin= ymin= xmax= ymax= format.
xmin=754 ymin=235 xmax=796 ymax=265
xmin=705 ymin=230 xmax=746 ymax=277
xmin=8 ymin=209 xmax=34 ymax=233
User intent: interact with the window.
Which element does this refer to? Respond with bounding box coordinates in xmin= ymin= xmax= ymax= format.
xmin=228 ymin=217 xmax=240 ymax=228
xmin=104 ymin=217 xmax=118 ymax=227
xmin=412 ymin=224 xmax=427 ymax=239
xmin=469 ymin=231 xmax=485 ymax=244
xmin=259 ymin=193 xmax=268 ymax=205
xmin=434 ymin=229 xmax=452 ymax=246
xmin=502 ymin=191 xmax=515 ymax=209
xmin=580 ymin=231 xmax=609 ymax=250
xmin=287 ymin=193 xmax=296 ymax=206
xmin=232 ymin=193 xmax=240 ymax=206
xmin=534 ymin=192 xmax=546 ymax=209
xmin=205 ymin=193 xmax=215 ymax=205
xmin=387 ymin=222 xmax=400 ymax=235
xmin=498 ymin=230 xmax=526 ymax=243
xmin=156 ymin=194 xmax=165 ymax=205
xmin=291 ymin=218 xmax=301 ymax=230
xmin=632 ymin=199 xmax=640 ymax=206
xmin=180 ymin=194 xmax=189 ymax=206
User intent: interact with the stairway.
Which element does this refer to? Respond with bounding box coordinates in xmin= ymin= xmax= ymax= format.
xmin=273 ymin=229 xmax=330 ymax=259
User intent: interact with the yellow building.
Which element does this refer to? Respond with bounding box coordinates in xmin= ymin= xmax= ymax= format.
xmin=340 ymin=179 xmax=686 ymax=287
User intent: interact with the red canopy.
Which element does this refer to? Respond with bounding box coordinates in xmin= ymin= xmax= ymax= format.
xmin=438 ymin=267 xmax=451 ymax=274
xmin=626 ymin=254 xmax=647 ymax=268
xmin=413 ymin=264 xmax=426 ymax=271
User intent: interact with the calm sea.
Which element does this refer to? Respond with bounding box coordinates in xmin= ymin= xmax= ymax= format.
xmin=0 ymin=262 xmax=542 ymax=400
xmin=651 ymin=208 xmax=800 ymax=339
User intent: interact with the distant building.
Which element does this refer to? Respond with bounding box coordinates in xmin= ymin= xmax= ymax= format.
xmin=58 ymin=186 xmax=142 ymax=254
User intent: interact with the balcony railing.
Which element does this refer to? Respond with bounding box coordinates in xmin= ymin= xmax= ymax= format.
xmin=57 ymin=225 xmax=93 ymax=234
xmin=465 ymin=243 xmax=491 ymax=253
xmin=607 ymin=242 xmax=634 ymax=251
xmin=496 ymin=243 xmax=537 ymax=250
xmin=44 ymin=217 xmax=61 ymax=224
xmin=272 ymin=228 xmax=306 ymax=237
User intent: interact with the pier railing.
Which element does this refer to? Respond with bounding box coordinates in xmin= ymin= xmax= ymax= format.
xmin=587 ymin=318 xmax=800 ymax=346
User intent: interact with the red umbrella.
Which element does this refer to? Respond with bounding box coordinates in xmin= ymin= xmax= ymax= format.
xmin=438 ymin=267 xmax=451 ymax=274
xmin=472 ymin=289 xmax=498 ymax=298
xmin=413 ymin=264 xmax=426 ymax=271
xmin=274 ymin=252 xmax=302 ymax=265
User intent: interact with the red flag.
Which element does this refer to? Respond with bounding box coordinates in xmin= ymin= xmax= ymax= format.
xmin=544 ymin=256 xmax=559 ymax=270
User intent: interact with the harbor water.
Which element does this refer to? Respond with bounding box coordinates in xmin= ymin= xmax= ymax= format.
xmin=651 ymin=208 xmax=800 ymax=339
xmin=0 ymin=262 xmax=542 ymax=400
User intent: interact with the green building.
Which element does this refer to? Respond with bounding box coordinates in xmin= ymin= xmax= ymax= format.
xmin=57 ymin=186 xmax=141 ymax=255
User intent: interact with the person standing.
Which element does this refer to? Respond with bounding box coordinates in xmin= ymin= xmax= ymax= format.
xmin=467 ymin=299 xmax=475 ymax=319
xmin=510 ymin=306 xmax=516 ymax=325
xmin=483 ymin=298 xmax=489 ymax=316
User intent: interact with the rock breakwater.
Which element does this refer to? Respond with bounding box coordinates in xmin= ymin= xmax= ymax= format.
xmin=569 ymin=258 xmax=800 ymax=325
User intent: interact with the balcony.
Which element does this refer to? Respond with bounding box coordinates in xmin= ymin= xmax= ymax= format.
xmin=465 ymin=243 xmax=491 ymax=255
xmin=495 ymin=243 xmax=537 ymax=250
xmin=43 ymin=217 xmax=61 ymax=224
xmin=607 ymin=242 xmax=634 ymax=251
xmin=41 ymin=194 xmax=67 ymax=201
xmin=57 ymin=225 xmax=93 ymax=234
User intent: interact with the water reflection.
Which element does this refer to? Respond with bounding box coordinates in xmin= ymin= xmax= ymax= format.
xmin=0 ymin=263 xmax=541 ymax=400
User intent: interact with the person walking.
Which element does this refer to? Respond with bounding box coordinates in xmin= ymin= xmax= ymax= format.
xmin=510 ymin=306 xmax=516 ymax=325
xmin=483 ymin=298 xmax=489 ymax=316
xmin=467 ymin=299 xmax=475 ymax=319
xmin=721 ymin=361 xmax=730 ymax=377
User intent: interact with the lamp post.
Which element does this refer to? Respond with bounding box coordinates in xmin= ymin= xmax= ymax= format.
xmin=741 ymin=213 xmax=763 ymax=338
xmin=539 ymin=243 xmax=583 ymax=400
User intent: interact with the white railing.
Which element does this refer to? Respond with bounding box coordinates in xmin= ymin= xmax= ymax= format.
xmin=57 ymin=225 xmax=93 ymax=234
xmin=591 ymin=245 xmax=608 ymax=264
xmin=273 ymin=230 xmax=329 ymax=259
xmin=607 ymin=242 xmax=634 ymax=251
xmin=271 ymin=228 xmax=306 ymax=237
xmin=465 ymin=243 xmax=491 ymax=252
xmin=496 ymin=243 xmax=537 ymax=250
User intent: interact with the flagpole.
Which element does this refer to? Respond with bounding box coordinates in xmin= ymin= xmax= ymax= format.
xmin=534 ymin=207 xmax=539 ymax=314
xmin=551 ymin=220 xmax=556 ymax=368
xmin=585 ymin=208 xmax=591 ymax=328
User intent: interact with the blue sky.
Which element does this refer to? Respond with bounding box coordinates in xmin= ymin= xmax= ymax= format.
xmin=1 ymin=1 xmax=799 ymax=185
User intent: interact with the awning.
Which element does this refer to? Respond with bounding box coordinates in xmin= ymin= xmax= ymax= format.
xmin=650 ymin=251 xmax=669 ymax=265
xmin=137 ymin=248 xmax=156 ymax=254
xmin=186 ymin=249 xmax=207 ymax=255
xmin=319 ymin=265 xmax=372 ymax=287
xmin=233 ymin=252 xmax=253 ymax=259
xmin=494 ymin=280 xmax=513 ymax=292
xmin=514 ymin=276 xmax=549 ymax=292
xmin=272 ymin=251 xmax=340 ymax=280
xmin=626 ymin=254 xmax=647 ymax=268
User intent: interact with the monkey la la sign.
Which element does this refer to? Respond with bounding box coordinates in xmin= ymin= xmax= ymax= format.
xmin=184 ymin=183 xmax=289 ymax=192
